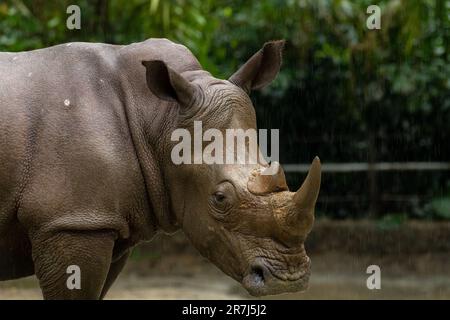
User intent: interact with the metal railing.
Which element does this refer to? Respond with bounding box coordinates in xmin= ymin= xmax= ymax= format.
xmin=284 ymin=162 xmax=450 ymax=173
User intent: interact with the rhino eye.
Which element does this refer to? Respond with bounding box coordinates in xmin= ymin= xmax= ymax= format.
xmin=212 ymin=192 xmax=230 ymax=212
xmin=214 ymin=192 xmax=226 ymax=203
xmin=210 ymin=182 xmax=236 ymax=215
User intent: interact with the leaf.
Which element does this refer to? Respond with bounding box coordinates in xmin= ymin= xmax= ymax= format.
xmin=47 ymin=17 xmax=60 ymax=29
xmin=150 ymin=0 xmax=160 ymax=14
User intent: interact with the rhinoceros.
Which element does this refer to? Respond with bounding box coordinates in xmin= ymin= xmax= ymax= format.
xmin=0 ymin=38 xmax=321 ymax=299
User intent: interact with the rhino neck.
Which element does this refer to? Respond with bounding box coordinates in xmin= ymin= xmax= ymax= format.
xmin=115 ymin=39 xmax=202 ymax=234
xmin=118 ymin=73 xmax=180 ymax=235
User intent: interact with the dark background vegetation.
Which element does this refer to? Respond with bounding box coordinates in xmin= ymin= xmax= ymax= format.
xmin=1 ymin=0 xmax=449 ymax=220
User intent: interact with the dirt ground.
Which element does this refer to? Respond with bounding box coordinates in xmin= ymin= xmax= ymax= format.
xmin=1 ymin=220 xmax=449 ymax=300
xmin=1 ymin=252 xmax=449 ymax=299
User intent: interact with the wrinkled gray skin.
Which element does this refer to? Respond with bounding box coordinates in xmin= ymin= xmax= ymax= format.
xmin=0 ymin=38 xmax=321 ymax=299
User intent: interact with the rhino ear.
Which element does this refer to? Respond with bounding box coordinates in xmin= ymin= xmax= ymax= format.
xmin=142 ymin=60 xmax=197 ymax=106
xmin=229 ymin=40 xmax=285 ymax=93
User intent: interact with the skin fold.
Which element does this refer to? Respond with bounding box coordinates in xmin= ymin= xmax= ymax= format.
xmin=0 ymin=38 xmax=321 ymax=299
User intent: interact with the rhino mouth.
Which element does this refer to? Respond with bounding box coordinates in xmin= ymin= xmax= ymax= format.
xmin=242 ymin=257 xmax=311 ymax=296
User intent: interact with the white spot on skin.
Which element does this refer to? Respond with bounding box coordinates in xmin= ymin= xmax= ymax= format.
xmin=27 ymin=72 xmax=32 ymax=77
xmin=64 ymin=99 xmax=71 ymax=107
xmin=66 ymin=43 xmax=72 ymax=47
xmin=99 ymin=79 xmax=104 ymax=84
xmin=12 ymin=56 xmax=17 ymax=61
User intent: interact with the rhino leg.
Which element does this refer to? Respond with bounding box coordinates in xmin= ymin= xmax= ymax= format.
xmin=99 ymin=250 xmax=130 ymax=299
xmin=31 ymin=231 xmax=116 ymax=300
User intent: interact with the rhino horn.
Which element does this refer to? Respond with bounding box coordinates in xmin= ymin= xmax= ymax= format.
xmin=288 ymin=157 xmax=321 ymax=234
xmin=247 ymin=161 xmax=289 ymax=195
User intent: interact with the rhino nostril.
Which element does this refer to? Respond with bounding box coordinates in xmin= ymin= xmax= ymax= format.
xmin=251 ymin=266 xmax=265 ymax=286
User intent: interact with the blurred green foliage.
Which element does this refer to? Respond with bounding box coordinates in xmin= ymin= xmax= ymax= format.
xmin=1 ymin=0 xmax=449 ymax=219
xmin=428 ymin=197 xmax=450 ymax=219
xmin=376 ymin=212 xmax=408 ymax=230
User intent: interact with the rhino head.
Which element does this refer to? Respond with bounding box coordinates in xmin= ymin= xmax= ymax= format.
xmin=142 ymin=40 xmax=321 ymax=296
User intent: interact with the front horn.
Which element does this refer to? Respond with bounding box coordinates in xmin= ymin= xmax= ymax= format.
xmin=286 ymin=157 xmax=321 ymax=235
